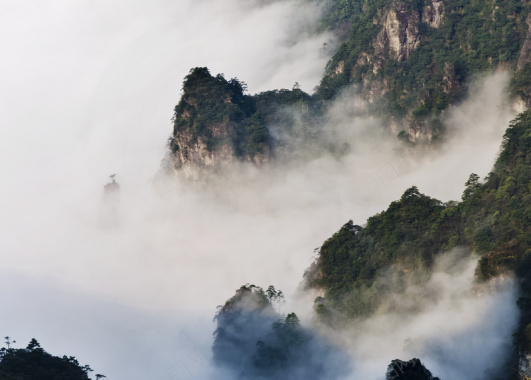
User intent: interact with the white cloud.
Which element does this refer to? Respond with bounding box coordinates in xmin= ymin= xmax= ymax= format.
xmin=0 ymin=0 xmax=521 ymax=378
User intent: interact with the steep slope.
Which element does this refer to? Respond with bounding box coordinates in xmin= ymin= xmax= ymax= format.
xmin=304 ymin=109 xmax=531 ymax=361
xmin=212 ymin=284 xmax=349 ymax=380
xmin=166 ymin=1 xmax=531 ymax=176
xmin=169 ymin=68 xmax=271 ymax=178
xmin=317 ymin=0 xmax=531 ymax=141
xmin=168 ymin=68 xmax=353 ymax=176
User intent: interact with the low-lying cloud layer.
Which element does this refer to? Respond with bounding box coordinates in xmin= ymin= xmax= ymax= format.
xmin=331 ymin=251 xmax=519 ymax=380
xmin=0 ymin=1 xmax=522 ymax=379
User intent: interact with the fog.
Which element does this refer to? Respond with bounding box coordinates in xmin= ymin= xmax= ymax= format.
xmin=331 ymin=251 xmax=519 ymax=380
xmin=0 ymin=1 xmax=521 ymax=379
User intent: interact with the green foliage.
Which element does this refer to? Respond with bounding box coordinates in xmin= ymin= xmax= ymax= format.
xmin=510 ymin=63 xmax=531 ymax=100
xmin=309 ymin=186 xmax=456 ymax=317
xmin=171 ymin=67 xmax=271 ymax=159
xmin=213 ymin=284 xmax=349 ymax=379
xmin=386 ymin=358 xmax=440 ymax=380
xmin=309 ymin=109 xmax=531 ymax=327
xmin=317 ymin=0 xmax=530 ymax=121
xmin=170 ymin=67 xmax=353 ymax=164
xmin=0 ymin=339 xmax=101 ymax=380
xmin=462 ymin=173 xmax=481 ymax=200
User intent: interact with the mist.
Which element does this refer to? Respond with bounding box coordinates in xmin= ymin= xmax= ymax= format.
xmin=328 ymin=251 xmax=519 ymax=380
xmin=0 ymin=0 xmax=522 ymax=379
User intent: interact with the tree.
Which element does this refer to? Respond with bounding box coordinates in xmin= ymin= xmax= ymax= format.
xmin=462 ymin=173 xmax=481 ymax=200
xmin=4 ymin=336 xmax=15 ymax=349
xmin=401 ymin=186 xmax=421 ymax=201
xmin=275 ymin=290 xmax=286 ymax=314
xmin=0 ymin=339 xmax=102 ymax=380
xmin=26 ymin=338 xmax=41 ymax=351
xmin=266 ymin=285 xmax=277 ymax=302
xmin=386 ymin=358 xmax=440 ymax=380
xmin=285 ymin=313 xmax=300 ymax=327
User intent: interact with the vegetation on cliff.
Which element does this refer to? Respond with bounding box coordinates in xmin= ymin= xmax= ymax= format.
xmin=169 ymin=1 xmax=531 ymax=174
xmin=305 ymin=109 xmax=531 ymax=347
xmin=317 ymin=0 xmax=531 ymax=138
xmin=169 ymin=67 xmax=353 ymax=173
xmin=212 ymin=284 xmax=349 ymax=380
xmin=0 ymin=338 xmax=104 ymax=380
xmin=170 ymin=67 xmax=271 ymax=165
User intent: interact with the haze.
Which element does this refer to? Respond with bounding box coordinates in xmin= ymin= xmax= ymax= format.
xmin=0 ymin=1 xmax=520 ymax=379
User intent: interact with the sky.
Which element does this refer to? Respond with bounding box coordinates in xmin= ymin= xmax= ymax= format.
xmin=0 ymin=1 xmax=522 ymax=379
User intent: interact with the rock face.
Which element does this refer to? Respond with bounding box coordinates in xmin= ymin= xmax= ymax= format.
xmin=517 ymin=14 xmax=531 ymax=72
xmin=169 ymin=68 xmax=271 ymax=179
xmin=375 ymin=2 xmax=421 ymax=62
xmin=319 ymin=0 xmax=531 ymax=142
xmin=171 ymin=123 xmax=236 ymax=180
xmin=442 ymin=62 xmax=460 ymax=95
xmin=422 ymin=0 xmax=445 ymax=29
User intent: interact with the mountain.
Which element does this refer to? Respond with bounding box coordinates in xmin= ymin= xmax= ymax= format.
xmin=0 ymin=338 xmax=104 ymax=380
xmin=164 ymin=1 xmax=531 ymax=377
xmin=304 ymin=108 xmax=531 ymax=373
xmin=386 ymin=358 xmax=441 ymax=380
xmin=317 ymin=0 xmax=531 ymax=141
xmin=166 ymin=0 xmax=531 ymax=177
xmin=167 ymin=67 xmax=343 ymax=177
xmin=212 ymin=284 xmax=350 ymax=380
xmin=168 ymin=67 xmax=272 ymax=179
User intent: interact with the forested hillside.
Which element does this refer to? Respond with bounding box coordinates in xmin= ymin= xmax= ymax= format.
xmin=0 ymin=338 xmax=103 ymax=380
xmin=317 ymin=0 xmax=531 ymax=141
xmin=212 ymin=284 xmax=350 ymax=380
xmin=167 ymin=0 xmax=531 ymax=177
xmin=305 ymin=108 xmax=531 ymax=365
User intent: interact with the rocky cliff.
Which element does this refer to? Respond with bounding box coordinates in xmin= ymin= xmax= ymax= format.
xmin=318 ymin=0 xmax=531 ymax=142
xmin=167 ymin=1 xmax=531 ymax=174
xmin=374 ymin=1 xmax=422 ymax=62
xmin=168 ymin=68 xmax=271 ymax=179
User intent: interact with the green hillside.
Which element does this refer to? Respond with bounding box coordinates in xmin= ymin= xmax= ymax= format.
xmin=305 ymin=109 xmax=531 ymax=349
xmin=317 ymin=0 xmax=531 ymax=140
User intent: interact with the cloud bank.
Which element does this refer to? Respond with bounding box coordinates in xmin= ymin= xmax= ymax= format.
xmin=0 ymin=0 xmax=522 ymax=378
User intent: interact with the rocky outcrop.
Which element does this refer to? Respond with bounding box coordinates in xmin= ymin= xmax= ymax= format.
xmin=442 ymin=62 xmax=460 ymax=95
xmin=375 ymin=2 xmax=421 ymax=62
xmin=171 ymin=126 xmax=237 ymax=180
xmin=169 ymin=68 xmax=271 ymax=179
xmin=386 ymin=358 xmax=440 ymax=380
xmin=422 ymin=0 xmax=445 ymax=29
xmin=333 ymin=60 xmax=345 ymax=76
xmin=517 ymin=14 xmax=531 ymax=72
xmin=407 ymin=117 xmax=428 ymax=142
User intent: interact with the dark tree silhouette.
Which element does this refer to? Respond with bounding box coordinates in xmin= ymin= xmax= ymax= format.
xmin=0 ymin=338 xmax=103 ymax=380
xmin=386 ymin=358 xmax=440 ymax=380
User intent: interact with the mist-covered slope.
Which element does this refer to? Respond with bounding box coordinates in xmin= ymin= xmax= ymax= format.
xmin=305 ymin=108 xmax=531 ymax=372
xmin=318 ymin=0 xmax=531 ymax=141
xmin=4 ymin=0 xmax=531 ymax=379
xmin=166 ymin=0 xmax=531 ymax=177
xmin=212 ymin=284 xmax=350 ymax=380
xmin=169 ymin=68 xmax=272 ymax=178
